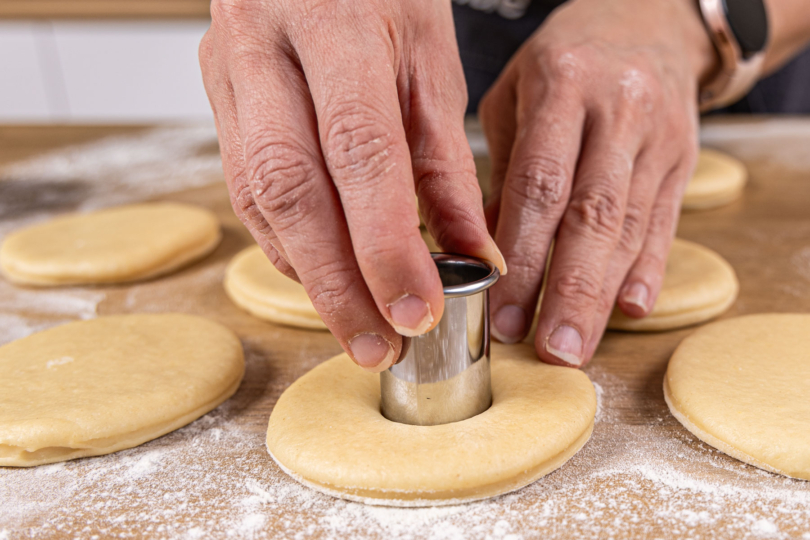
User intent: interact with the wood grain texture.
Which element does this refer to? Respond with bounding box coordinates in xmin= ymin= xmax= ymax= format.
xmin=1 ymin=119 xmax=809 ymax=538
xmin=0 ymin=0 xmax=209 ymax=19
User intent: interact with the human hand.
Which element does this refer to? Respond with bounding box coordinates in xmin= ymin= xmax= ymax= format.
xmin=480 ymin=0 xmax=719 ymax=366
xmin=200 ymin=0 xmax=504 ymax=372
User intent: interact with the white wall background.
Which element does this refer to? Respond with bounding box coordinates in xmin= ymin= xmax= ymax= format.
xmin=0 ymin=20 xmax=213 ymax=123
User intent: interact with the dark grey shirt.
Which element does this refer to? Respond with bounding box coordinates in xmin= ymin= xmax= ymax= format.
xmin=453 ymin=1 xmax=810 ymax=114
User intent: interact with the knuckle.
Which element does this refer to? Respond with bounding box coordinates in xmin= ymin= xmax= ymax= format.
xmin=245 ymin=139 xmax=319 ymax=226
xmin=534 ymin=46 xmax=584 ymax=82
xmin=323 ymin=103 xmax=396 ymax=183
xmin=554 ymin=268 xmax=602 ymax=304
xmin=301 ymin=263 xmax=355 ymax=320
xmin=617 ymin=68 xmax=658 ymax=109
xmin=210 ymin=0 xmax=255 ymax=25
xmin=565 ymin=185 xmax=625 ymax=239
xmin=506 ymin=155 xmax=570 ymax=212
xmin=290 ymin=1 xmax=369 ymax=36
xmin=229 ymin=182 xmax=258 ymax=221
xmin=617 ymin=202 xmax=647 ymax=254
xmin=198 ymin=31 xmax=214 ymax=66
xmin=229 ymin=183 xmax=275 ymax=239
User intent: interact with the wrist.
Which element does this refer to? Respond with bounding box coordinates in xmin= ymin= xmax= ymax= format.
xmin=679 ymin=0 xmax=722 ymax=86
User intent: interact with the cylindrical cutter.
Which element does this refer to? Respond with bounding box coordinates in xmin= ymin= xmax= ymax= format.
xmin=380 ymin=253 xmax=500 ymax=426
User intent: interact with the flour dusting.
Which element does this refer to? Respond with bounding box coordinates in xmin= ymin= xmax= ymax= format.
xmin=45 ymin=356 xmax=74 ymax=369
xmin=791 ymin=247 xmax=810 ymax=282
xmin=0 ymin=283 xmax=105 ymax=345
xmin=701 ymin=118 xmax=810 ymax=169
xmin=0 ymin=281 xmax=104 ymax=320
xmin=0 ymin=313 xmax=47 ymax=345
xmin=0 ymin=125 xmax=222 ymax=238
xmin=2 ymin=362 xmax=809 ymax=540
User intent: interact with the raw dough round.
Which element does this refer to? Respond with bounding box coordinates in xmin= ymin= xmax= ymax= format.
xmin=0 ymin=313 xmax=244 ymax=467
xmin=225 ymin=232 xmax=439 ymax=329
xmin=608 ymin=238 xmax=738 ymax=332
xmin=664 ymin=314 xmax=810 ymax=480
xmin=224 ymin=245 xmax=326 ymax=330
xmin=267 ymin=343 xmax=596 ymax=506
xmin=0 ymin=202 xmax=221 ymax=286
xmin=682 ymin=148 xmax=747 ymax=211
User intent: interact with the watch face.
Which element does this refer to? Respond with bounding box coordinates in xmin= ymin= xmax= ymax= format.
xmin=724 ymin=0 xmax=769 ymax=58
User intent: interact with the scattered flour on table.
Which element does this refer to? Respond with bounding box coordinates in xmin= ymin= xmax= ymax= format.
xmin=0 ymin=284 xmax=105 ymax=345
xmin=592 ymin=381 xmax=604 ymax=422
xmin=0 ymin=124 xmax=223 ymax=345
xmin=0 ymin=124 xmax=222 ymax=237
xmin=0 ymin=126 xmax=221 ymax=206
xmin=0 ymin=313 xmax=48 ymax=344
xmin=2 ymin=363 xmax=809 ymax=540
xmin=701 ymin=118 xmax=810 ymax=169
xmin=0 ymin=280 xmax=104 ymax=320
xmin=791 ymin=247 xmax=810 ymax=282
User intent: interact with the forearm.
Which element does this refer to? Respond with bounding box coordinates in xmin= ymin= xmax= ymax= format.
xmin=763 ymin=0 xmax=810 ymax=73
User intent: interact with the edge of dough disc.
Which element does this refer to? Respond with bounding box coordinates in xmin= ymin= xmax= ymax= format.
xmin=223 ymin=264 xmax=327 ymax=330
xmin=607 ymin=241 xmax=739 ymax=332
xmin=608 ymin=282 xmax=738 ymax=332
xmin=1 ymin=225 xmax=222 ymax=287
xmin=681 ymin=149 xmax=747 ymax=211
xmin=267 ymin=421 xmax=594 ymax=507
xmin=0 ymin=203 xmax=223 ymax=286
xmin=681 ymin=188 xmax=744 ymax=212
xmin=1 ymin=372 xmax=243 ymax=468
xmin=663 ymin=376 xmax=807 ymax=481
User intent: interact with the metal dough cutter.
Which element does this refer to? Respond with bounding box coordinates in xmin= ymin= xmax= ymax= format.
xmin=380 ymin=253 xmax=500 ymax=426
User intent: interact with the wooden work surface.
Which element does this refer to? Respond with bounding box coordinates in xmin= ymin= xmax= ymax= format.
xmin=1 ymin=119 xmax=809 ymax=539
xmin=0 ymin=0 xmax=210 ymax=19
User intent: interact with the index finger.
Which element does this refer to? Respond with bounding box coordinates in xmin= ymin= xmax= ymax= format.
xmin=294 ymin=20 xmax=445 ymax=337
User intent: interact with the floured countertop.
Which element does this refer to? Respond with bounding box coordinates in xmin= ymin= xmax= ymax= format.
xmin=1 ymin=118 xmax=810 ymax=539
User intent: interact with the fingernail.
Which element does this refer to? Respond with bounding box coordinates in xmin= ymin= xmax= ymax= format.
xmin=348 ymin=333 xmax=396 ymax=373
xmin=545 ymin=325 xmax=584 ymax=367
xmin=387 ymin=294 xmax=433 ymax=337
xmin=492 ymin=304 xmax=527 ymax=344
xmin=622 ymin=282 xmax=649 ymax=312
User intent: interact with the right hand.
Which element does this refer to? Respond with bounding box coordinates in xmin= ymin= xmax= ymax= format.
xmin=200 ymin=0 xmax=505 ymax=372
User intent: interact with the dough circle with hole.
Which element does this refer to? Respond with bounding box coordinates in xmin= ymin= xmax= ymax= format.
xmin=266 ymin=343 xmax=596 ymax=506
xmin=0 ymin=313 xmax=244 ymax=467
xmin=664 ymin=314 xmax=810 ymax=480
xmin=608 ymin=238 xmax=738 ymax=332
xmin=224 ymin=245 xmax=326 ymax=330
xmin=682 ymin=148 xmax=747 ymax=211
xmin=0 ymin=202 xmax=221 ymax=286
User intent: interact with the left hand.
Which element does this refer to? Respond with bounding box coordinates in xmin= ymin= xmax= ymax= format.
xmin=480 ymin=0 xmax=719 ymax=367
